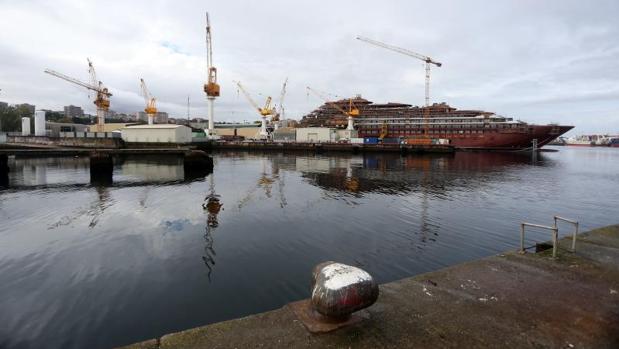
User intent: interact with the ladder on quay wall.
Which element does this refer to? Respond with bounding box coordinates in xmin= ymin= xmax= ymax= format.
xmin=519 ymin=216 xmax=579 ymax=258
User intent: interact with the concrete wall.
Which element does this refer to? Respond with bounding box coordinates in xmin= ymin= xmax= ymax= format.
xmin=7 ymin=135 xmax=122 ymax=148
xmin=47 ymin=122 xmax=90 ymax=137
xmin=272 ymin=128 xmax=296 ymax=142
xmin=216 ymin=127 xmax=261 ymax=139
xmin=296 ymin=128 xmax=336 ymax=143
xmin=121 ymin=126 xmax=192 ymax=143
xmin=336 ymin=129 xmax=358 ymax=140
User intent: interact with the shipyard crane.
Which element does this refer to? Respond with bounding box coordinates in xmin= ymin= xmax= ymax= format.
xmin=357 ymin=36 xmax=441 ymax=139
xmin=356 ymin=36 xmax=441 ymax=108
xmin=306 ymin=86 xmax=359 ymax=131
xmin=235 ymin=81 xmax=273 ymax=138
xmin=44 ymin=59 xmax=111 ymax=132
xmin=203 ymin=12 xmax=220 ymax=137
xmin=139 ymin=78 xmax=157 ymax=125
xmin=272 ymin=78 xmax=288 ymax=130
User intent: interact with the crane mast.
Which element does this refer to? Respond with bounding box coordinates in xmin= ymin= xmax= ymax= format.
xmin=272 ymin=78 xmax=288 ymax=130
xmin=357 ymin=36 xmax=442 ymax=139
xmin=44 ymin=59 xmax=111 ymax=132
xmin=203 ymin=12 xmax=220 ymax=137
xmin=139 ymin=78 xmax=157 ymax=125
xmin=235 ymin=81 xmax=273 ymax=138
xmin=356 ymin=36 xmax=441 ymax=108
xmin=306 ymin=86 xmax=359 ymax=131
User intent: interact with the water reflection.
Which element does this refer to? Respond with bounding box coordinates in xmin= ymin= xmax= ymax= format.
xmin=238 ymin=157 xmax=288 ymax=210
xmin=3 ymin=147 xmax=617 ymax=349
xmin=2 ymin=155 xmax=212 ymax=190
xmin=298 ymin=152 xmax=549 ymax=195
xmin=202 ymin=174 xmax=223 ymax=281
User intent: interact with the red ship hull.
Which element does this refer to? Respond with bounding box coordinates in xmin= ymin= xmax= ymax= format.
xmin=358 ymin=125 xmax=573 ymax=150
xmin=449 ymin=125 xmax=574 ymax=150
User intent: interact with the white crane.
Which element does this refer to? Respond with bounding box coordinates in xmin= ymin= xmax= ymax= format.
xmin=44 ymin=59 xmax=111 ymax=132
xmin=356 ymin=36 xmax=441 ymax=107
xmin=272 ymin=78 xmax=288 ymax=130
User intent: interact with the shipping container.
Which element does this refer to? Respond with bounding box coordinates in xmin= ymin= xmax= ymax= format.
xmin=296 ymin=128 xmax=337 ymax=143
xmin=363 ymin=137 xmax=379 ymax=144
xmin=404 ymin=138 xmax=432 ymax=145
xmin=381 ymin=137 xmax=401 ymax=144
xmin=350 ymin=137 xmax=364 ymax=144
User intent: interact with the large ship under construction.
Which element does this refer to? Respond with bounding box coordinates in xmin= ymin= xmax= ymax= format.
xmin=300 ymin=97 xmax=573 ymax=150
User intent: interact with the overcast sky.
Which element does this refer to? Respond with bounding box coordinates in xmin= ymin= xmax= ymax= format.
xmin=1 ymin=0 xmax=618 ymax=134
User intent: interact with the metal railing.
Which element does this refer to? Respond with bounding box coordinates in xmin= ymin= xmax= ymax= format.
xmin=520 ymin=223 xmax=559 ymax=258
xmin=554 ymin=216 xmax=579 ymax=252
xmin=519 ymin=216 xmax=580 ymax=259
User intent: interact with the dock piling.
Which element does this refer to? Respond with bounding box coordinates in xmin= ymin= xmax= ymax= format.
xmin=0 ymin=154 xmax=8 ymax=172
xmin=89 ymin=152 xmax=114 ymax=185
xmin=183 ymin=150 xmax=214 ymax=180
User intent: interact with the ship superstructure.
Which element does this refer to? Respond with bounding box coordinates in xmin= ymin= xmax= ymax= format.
xmin=300 ymin=98 xmax=573 ymax=150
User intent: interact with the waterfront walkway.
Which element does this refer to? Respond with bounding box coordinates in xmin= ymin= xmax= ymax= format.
xmin=121 ymin=225 xmax=619 ymax=349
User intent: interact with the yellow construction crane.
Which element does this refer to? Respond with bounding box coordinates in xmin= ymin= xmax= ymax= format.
xmin=235 ymin=80 xmax=273 ymax=138
xmin=306 ymin=86 xmax=359 ymax=131
xmin=139 ymin=78 xmax=157 ymax=125
xmin=44 ymin=59 xmax=111 ymax=132
xmin=272 ymin=77 xmax=288 ymax=129
xmin=203 ymin=12 xmax=219 ymax=136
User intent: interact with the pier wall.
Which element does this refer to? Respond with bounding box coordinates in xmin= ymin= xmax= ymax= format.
xmin=209 ymin=141 xmax=454 ymax=154
xmin=120 ymin=225 xmax=619 ymax=349
xmin=7 ymin=135 xmax=122 ymax=148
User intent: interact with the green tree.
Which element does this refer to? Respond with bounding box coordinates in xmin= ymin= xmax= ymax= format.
xmin=0 ymin=106 xmax=36 ymax=132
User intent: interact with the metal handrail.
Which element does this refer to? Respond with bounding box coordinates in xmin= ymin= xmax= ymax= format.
xmin=554 ymin=216 xmax=579 ymax=252
xmin=520 ymin=223 xmax=559 ymax=258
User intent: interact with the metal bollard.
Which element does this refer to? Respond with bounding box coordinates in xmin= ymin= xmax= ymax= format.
xmin=289 ymin=261 xmax=378 ymax=333
xmin=311 ymin=262 xmax=379 ymax=318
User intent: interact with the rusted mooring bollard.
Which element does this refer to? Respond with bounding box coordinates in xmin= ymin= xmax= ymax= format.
xmin=289 ymin=261 xmax=379 ymax=333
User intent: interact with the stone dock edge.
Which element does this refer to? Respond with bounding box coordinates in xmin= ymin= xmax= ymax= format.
xmin=119 ymin=225 xmax=619 ymax=349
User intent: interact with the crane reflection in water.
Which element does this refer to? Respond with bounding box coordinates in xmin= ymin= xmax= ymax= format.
xmin=202 ymin=174 xmax=223 ymax=281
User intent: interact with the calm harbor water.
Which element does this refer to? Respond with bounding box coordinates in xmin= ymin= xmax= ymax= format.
xmin=1 ymin=147 xmax=618 ymax=348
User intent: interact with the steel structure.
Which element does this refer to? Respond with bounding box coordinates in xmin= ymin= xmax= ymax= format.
xmin=44 ymin=59 xmax=111 ymax=132
xmin=139 ymin=78 xmax=157 ymax=125
xmin=235 ymin=81 xmax=273 ymax=138
xmin=203 ymin=12 xmax=220 ymax=136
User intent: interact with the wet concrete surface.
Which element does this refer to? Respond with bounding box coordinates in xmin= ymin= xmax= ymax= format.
xmin=120 ymin=225 xmax=619 ymax=349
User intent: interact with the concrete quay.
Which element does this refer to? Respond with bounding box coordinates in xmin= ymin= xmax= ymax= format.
xmin=209 ymin=141 xmax=455 ymax=154
xmin=120 ymin=225 xmax=619 ymax=349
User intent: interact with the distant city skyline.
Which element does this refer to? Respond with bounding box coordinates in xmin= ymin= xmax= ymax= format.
xmin=1 ymin=0 xmax=618 ymax=134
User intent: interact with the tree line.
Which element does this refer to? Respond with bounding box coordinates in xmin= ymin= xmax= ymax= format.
xmin=0 ymin=105 xmax=33 ymax=132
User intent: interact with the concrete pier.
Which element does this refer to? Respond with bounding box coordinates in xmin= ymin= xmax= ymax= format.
xmin=209 ymin=142 xmax=455 ymax=154
xmin=120 ymin=225 xmax=619 ymax=349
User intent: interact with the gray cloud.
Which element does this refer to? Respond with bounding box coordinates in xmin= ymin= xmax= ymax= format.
xmin=1 ymin=0 xmax=618 ymax=134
